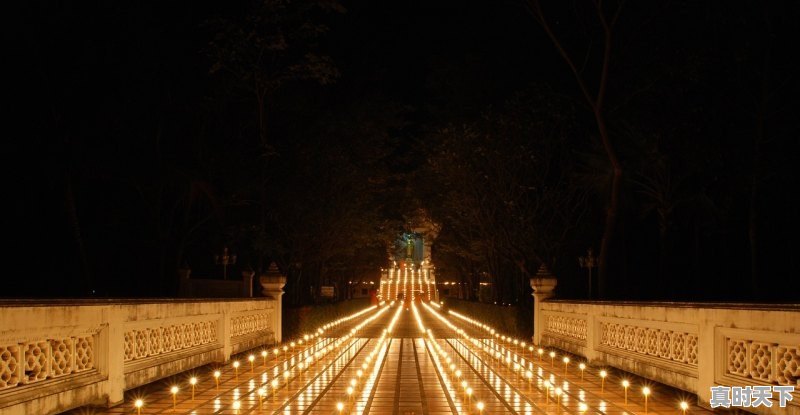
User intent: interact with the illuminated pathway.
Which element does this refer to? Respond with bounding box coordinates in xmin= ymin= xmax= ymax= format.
xmin=94 ymin=302 xmax=714 ymax=414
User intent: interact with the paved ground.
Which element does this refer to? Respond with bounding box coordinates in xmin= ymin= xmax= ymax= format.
xmin=82 ymin=301 xmax=713 ymax=414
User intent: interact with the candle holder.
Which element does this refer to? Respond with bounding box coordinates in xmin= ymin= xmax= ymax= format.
xmin=544 ymin=381 xmax=552 ymax=404
xmin=190 ymin=377 xmax=197 ymax=401
xmin=622 ymin=380 xmax=630 ymax=404
xmin=170 ymin=386 xmax=178 ymax=412
xmin=600 ymin=370 xmax=607 ymax=394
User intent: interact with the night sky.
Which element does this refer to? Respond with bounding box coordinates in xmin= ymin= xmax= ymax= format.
xmin=6 ymin=1 xmax=799 ymax=303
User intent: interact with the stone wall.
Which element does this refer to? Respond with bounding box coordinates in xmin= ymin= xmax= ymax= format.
xmin=0 ymin=298 xmax=279 ymax=415
xmin=530 ymin=278 xmax=800 ymax=415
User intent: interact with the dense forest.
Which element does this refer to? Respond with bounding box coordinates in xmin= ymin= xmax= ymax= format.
xmin=6 ymin=0 xmax=798 ymax=304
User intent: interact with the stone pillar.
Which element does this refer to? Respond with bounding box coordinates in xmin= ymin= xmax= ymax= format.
xmin=104 ymin=307 xmax=125 ymax=406
xmin=530 ymin=264 xmax=557 ymax=346
xmin=260 ymin=262 xmax=286 ymax=343
xmin=241 ymin=268 xmax=255 ymax=298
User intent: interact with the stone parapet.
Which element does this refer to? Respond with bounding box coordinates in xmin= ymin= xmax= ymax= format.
xmin=534 ymin=299 xmax=800 ymax=415
xmin=0 ymin=298 xmax=278 ymax=415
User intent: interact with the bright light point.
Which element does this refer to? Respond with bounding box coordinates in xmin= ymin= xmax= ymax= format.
xmin=600 ymin=370 xmax=607 ymax=378
xmin=337 ymin=402 xmax=344 ymax=411
xmin=214 ymin=370 xmax=221 ymax=378
xmin=477 ymin=401 xmax=485 ymax=411
xmin=233 ymin=361 xmax=240 ymax=368
xmin=170 ymin=386 xmax=179 ymax=394
xmin=271 ymin=379 xmax=278 ymax=387
xmin=579 ymin=402 xmax=588 ymax=412
xmin=261 ymin=350 xmax=267 ymax=357
xmin=538 ymin=348 xmax=544 ymax=354
xmin=190 ymin=377 xmax=197 ymax=385
xmin=347 ymin=386 xmax=354 ymax=395
xmin=563 ymin=357 xmax=570 ymax=363
xmin=579 ymin=363 xmax=586 ymax=370
xmin=134 ymin=399 xmax=143 ymax=408
xmin=232 ymin=400 xmax=241 ymax=410
xmin=680 ymin=401 xmax=689 ymax=410
xmin=643 ymin=386 xmax=651 ymax=395
xmin=248 ymin=355 xmax=255 ymax=362
xmin=622 ymin=380 xmax=630 ymax=387
xmin=549 ymin=351 xmax=556 ymax=358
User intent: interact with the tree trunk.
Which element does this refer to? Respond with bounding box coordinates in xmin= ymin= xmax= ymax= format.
xmin=596 ymin=109 xmax=622 ymax=300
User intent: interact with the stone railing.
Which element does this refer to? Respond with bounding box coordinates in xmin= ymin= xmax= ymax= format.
xmin=530 ymin=277 xmax=800 ymax=415
xmin=0 ymin=296 xmax=280 ymax=415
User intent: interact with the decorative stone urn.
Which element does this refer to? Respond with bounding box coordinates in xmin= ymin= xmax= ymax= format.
xmin=530 ymin=264 xmax=557 ymax=345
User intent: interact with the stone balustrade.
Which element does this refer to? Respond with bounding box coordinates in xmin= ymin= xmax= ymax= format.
xmin=531 ymin=277 xmax=800 ymax=415
xmin=0 ymin=297 xmax=280 ymax=415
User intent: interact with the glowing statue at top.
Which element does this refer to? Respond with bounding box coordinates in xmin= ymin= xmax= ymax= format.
xmin=405 ymin=235 xmax=415 ymax=260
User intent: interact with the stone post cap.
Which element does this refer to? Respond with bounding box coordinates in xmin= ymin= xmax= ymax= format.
xmin=529 ymin=264 xmax=557 ymax=293
xmin=259 ymin=262 xmax=286 ymax=287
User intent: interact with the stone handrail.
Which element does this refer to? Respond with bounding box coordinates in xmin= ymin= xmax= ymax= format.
xmin=530 ymin=278 xmax=800 ymax=415
xmin=0 ymin=297 xmax=279 ymax=415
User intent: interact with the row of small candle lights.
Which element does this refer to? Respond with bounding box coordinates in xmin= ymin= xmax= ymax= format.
xmin=130 ymin=302 xmax=390 ymax=413
xmin=411 ymin=301 xmax=486 ymax=414
xmin=447 ymin=308 xmax=693 ymax=414
xmin=381 ymin=264 xmax=435 ymax=302
xmin=130 ymin=297 xmax=696 ymax=415
xmin=334 ymin=320 xmax=393 ymax=413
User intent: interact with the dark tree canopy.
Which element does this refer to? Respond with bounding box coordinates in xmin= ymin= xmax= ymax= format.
xmin=5 ymin=0 xmax=798 ymax=304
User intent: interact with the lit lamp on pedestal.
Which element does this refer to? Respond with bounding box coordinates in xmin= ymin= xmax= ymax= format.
xmin=680 ymin=401 xmax=689 ymax=415
xmin=248 ymin=354 xmax=255 ymax=373
xmin=233 ymin=361 xmax=240 ymax=380
xmin=563 ymin=356 xmax=570 ymax=376
xmin=579 ymin=363 xmax=586 ymax=381
xmin=170 ymin=386 xmax=179 ymax=412
xmin=622 ymin=379 xmax=630 ymax=404
xmin=213 ymin=370 xmax=221 ymax=389
xmin=134 ymin=399 xmax=143 ymax=415
xmin=189 ymin=377 xmax=197 ymax=401
xmin=642 ymin=387 xmax=651 ymax=413
xmin=599 ymin=370 xmax=607 ymax=394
